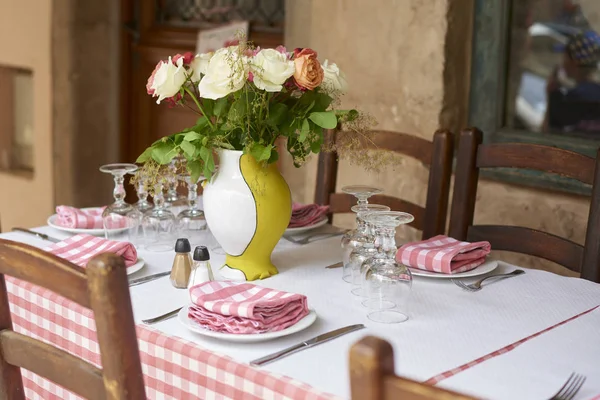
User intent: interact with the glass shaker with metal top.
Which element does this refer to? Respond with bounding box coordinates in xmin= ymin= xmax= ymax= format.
xmin=170 ymin=238 xmax=192 ymax=288
xmin=188 ymin=246 xmax=214 ymax=292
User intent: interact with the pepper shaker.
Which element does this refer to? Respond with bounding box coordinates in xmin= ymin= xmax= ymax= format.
xmin=170 ymin=238 xmax=192 ymax=288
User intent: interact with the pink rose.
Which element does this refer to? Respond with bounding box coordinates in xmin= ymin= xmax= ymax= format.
xmin=172 ymin=52 xmax=194 ymax=66
xmin=292 ymin=48 xmax=324 ymax=90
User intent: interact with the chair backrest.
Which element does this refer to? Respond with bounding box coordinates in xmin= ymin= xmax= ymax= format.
xmin=0 ymin=240 xmax=146 ymax=400
xmin=449 ymin=128 xmax=600 ymax=282
xmin=349 ymin=336 xmax=476 ymax=400
xmin=315 ymin=129 xmax=454 ymax=239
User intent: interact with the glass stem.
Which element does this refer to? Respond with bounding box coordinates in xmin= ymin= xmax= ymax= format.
xmin=137 ymin=182 xmax=148 ymax=204
xmin=377 ymin=226 xmax=397 ymax=258
xmin=154 ymin=184 xmax=165 ymax=211
xmin=187 ymin=179 xmax=198 ymax=211
xmin=113 ymin=174 xmax=126 ymax=206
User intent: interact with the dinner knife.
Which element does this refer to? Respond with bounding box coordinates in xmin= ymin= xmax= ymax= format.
xmin=325 ymin=261 xmax=343 ymax=269
xmin=12 ymin=228 xmax=60 ymax=243
xmin=250 ymin=324 xmax=365 ymax=367
xmin=128 ymin=271 xmax=171 ymax=287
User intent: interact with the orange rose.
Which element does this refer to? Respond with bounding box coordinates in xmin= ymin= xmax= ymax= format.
xmin=293 ymin=48 xmax=324 ymax=90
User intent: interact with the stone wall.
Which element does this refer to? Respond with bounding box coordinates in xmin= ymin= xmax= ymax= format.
xmin=282 ymin=0 xmax=589 ymax=276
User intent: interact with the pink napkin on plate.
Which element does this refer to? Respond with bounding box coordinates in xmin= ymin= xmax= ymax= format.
xmin=55 ymin=206 xmax=106 ymax=229
xmin=188 ymin=281 xmax=309 ymax=334
xmin=396 ymin=235 xmax=491 ymax=274
xmin=45 ymin=234 xmax=138 ymax=268
xmin=288 ymin=202 xmax=329 ymax=228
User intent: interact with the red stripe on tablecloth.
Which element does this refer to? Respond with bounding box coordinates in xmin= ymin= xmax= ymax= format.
xmin=588 ymin=395 xmax=600 ymax=400
xmin=424 ymin=305 xmax=599 ymax=385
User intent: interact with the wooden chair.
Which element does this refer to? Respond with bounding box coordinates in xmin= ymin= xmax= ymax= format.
xmin=349 ymin=336 xmax=477 ymax=400
xmin=315 ymin=129 xmax=454 ymax=239
xmin=449 ymin=128 xmax=600 ymax=283
xmin=0 ymin=240 xmax=146 ymax=400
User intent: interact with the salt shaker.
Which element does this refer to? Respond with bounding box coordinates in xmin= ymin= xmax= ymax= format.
xmin=188 ymin=246 xmax=214 ymax=292
xmin=170 ymin=238 xmax=192 ymax=288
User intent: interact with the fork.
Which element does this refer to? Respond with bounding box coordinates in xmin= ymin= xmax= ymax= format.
xmin=285 ymin=232 xmax=343 ymax=245
xmin=548 ymin=373 xmax=586 ymax=400
xmin=452 ymin=269 xmax=525 ymax=292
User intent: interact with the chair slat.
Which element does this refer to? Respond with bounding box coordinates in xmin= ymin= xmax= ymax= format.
xmin=467 ymin=225 xmax=583 ymax=272
xmin=0 ymin=240 xmax=89 ymax=308
xmin=329 ymin=193 xmax=424 ymax=230
xmin=476 ymin=143 xmax=595 ymax=185
xmin=0 ymin=331 xmax=105 ymax=400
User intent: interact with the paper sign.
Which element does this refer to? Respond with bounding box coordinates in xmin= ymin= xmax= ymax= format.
xmin=196 ymin=21 xmax=250 ymax=54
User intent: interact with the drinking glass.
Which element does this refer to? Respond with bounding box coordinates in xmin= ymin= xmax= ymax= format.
xmin=361 ymin=211 xmax=414 ymax=324
xmin=142 ymin=183 xmax=177 ymax=252
xmin=99 ymin=163 xmax=138 ymax=241
xmin=343 ymin=204 xmax=390 ymax=283
xmin=177 ymin=174 xmax=207 ymax=244
xmin=340 ymin=186 xmax=384 ymax=282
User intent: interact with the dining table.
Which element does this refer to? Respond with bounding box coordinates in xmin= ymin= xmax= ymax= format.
xmin=1 ymin=224 xmax=600 ymax=400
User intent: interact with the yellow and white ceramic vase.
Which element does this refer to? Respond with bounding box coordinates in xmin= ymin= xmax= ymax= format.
xmin=203 ymin=149 xmax=292 ymax=281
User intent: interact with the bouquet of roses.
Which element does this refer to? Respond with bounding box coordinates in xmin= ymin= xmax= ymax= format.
xmin=136 ymin=39 xmax=374 ymax=183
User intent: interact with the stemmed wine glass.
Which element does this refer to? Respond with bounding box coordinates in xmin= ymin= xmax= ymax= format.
xmin=343 ymin=204 xmax=390 ymax=284
xmin=99 ymin=163 xmax=138 ymax=241
xmin=340 ymin=185 xmax=384 ymax=282
xmin=142 ymin=183 xmax=177 ymax=252
xmin=177 ymin=173 xmax=207 ymax=244
xmin=361 ymin=211 xmax=414 ymax=324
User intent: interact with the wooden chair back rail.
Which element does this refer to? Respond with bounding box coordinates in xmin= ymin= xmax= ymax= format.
xmin=0 ymin=241 xmax=89 ymax=307
xmin=350 ymin=130 xmax=433 ymax=165
xmin=449 ymin=127 xmax=600 ymax=282
xmin=0 ymin=330 xmax=105 ymax=399
xmin=0 ymin=240 xmax=146 ymax=400
xmin=467 ymin=225 xmax=584 ymax=272
xmin=315 ymin=129 xmax=454 ymax=239
xmin=329 ymin=193 xmax=425 ymax=231
xmin=476 ymin=143 xmax=595 ymax=185
xmin=350 ymin=336 xmax=476 ymax=400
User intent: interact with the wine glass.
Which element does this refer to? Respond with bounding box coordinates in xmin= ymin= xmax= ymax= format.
xmin=142 ymin=183 xmax=177 ymax=252
xmin=361 ymin=211 xmax=414 ymax=324
xmin=343 ymin=204 xmax=390 ymax=283
xmin=177 ymin=173 xmax=207 ymax=244
xmin=99 ymin=163 xmax=138 ymax=241
xmin=340 ymin=186 xmax=384 ymax=282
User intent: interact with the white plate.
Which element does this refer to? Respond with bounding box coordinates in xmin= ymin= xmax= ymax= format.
xmin=408 ymin=259 xmax=499 ymax=279
xmin=284 ymin=218 xmax=328 ymax=235
xmin=178 ymin=305 xmax=317 ymax=343
xmin=47 ymin=208 xmax=128 ymax=236
xmin=127 ymin=258 xmax=145 ymax=275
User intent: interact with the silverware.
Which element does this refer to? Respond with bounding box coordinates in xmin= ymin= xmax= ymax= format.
xmin=250 ymin=324 xmax=365 ymax=367
xmin=128 ymin=271 xmax=171 ymax=287
xmin=326 ymin=261 xmax=343 ymax=269
xmin=452 ymin=269 xmax=525 ymax=292
xmin=548 ymin=373 xmax=586 ymax=400
xmin=285 ymin=232 xmax=343 ymax=245
xmin=12 ymin=228 xmax=61 ymax=243
xmin=142 ymin=307 xmax=183 ymax=325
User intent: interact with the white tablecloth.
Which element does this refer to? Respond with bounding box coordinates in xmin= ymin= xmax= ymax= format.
xmin=3 ymin=227 xmax=600 ymax=400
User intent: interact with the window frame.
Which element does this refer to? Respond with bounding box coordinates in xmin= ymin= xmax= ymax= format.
xmin=469 ymin=0 xmax=600 ymax=196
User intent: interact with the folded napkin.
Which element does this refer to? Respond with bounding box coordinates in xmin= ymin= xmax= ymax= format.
xmin=45 ymin=234 xmax=138 ymax=268
xmin=396 ymin=235 xmax=491 ymax=274
xmin=55 ymin=206 xmax=107 ymax=229
xmin=188 ymin=281 xmax=309 ymax=334
xmin=288 ymin=202 xmax=329 ymax=228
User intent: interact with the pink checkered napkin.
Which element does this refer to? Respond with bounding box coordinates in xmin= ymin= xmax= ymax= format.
xmin=396 ymin=235 xmax=491 ymax=274
xmin=45 ymin=234 xmax=137 ymax=267
xmin=188 ymin=281 xmax=309 ymax=334
xmin=55 ymin=206 xmax=106 ymax=229
xmin=289 ymin=202 xmax=329 ymax=228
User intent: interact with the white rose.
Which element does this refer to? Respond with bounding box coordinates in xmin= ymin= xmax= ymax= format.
xmin=250 ymin=48 xmax=295 ymax=92
xmin=189 ymin=52 xmax=213 ymax=82
xmin=198 ymin=47 xmax=249 ymax=100
xmin=147 ymin=56 xmax=187 ymax=104
xmin=322 ymin=60 xmax=348 ymax=93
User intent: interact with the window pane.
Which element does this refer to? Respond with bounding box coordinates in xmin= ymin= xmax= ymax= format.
xmin=505 ymin=0 xmax=600 ymax=137
xmin=0 ymin=66 xmax=34 ymax=174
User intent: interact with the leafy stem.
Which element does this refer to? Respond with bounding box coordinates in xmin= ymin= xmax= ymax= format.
xmin=184 ymin=86 xmax=215 ymax=130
